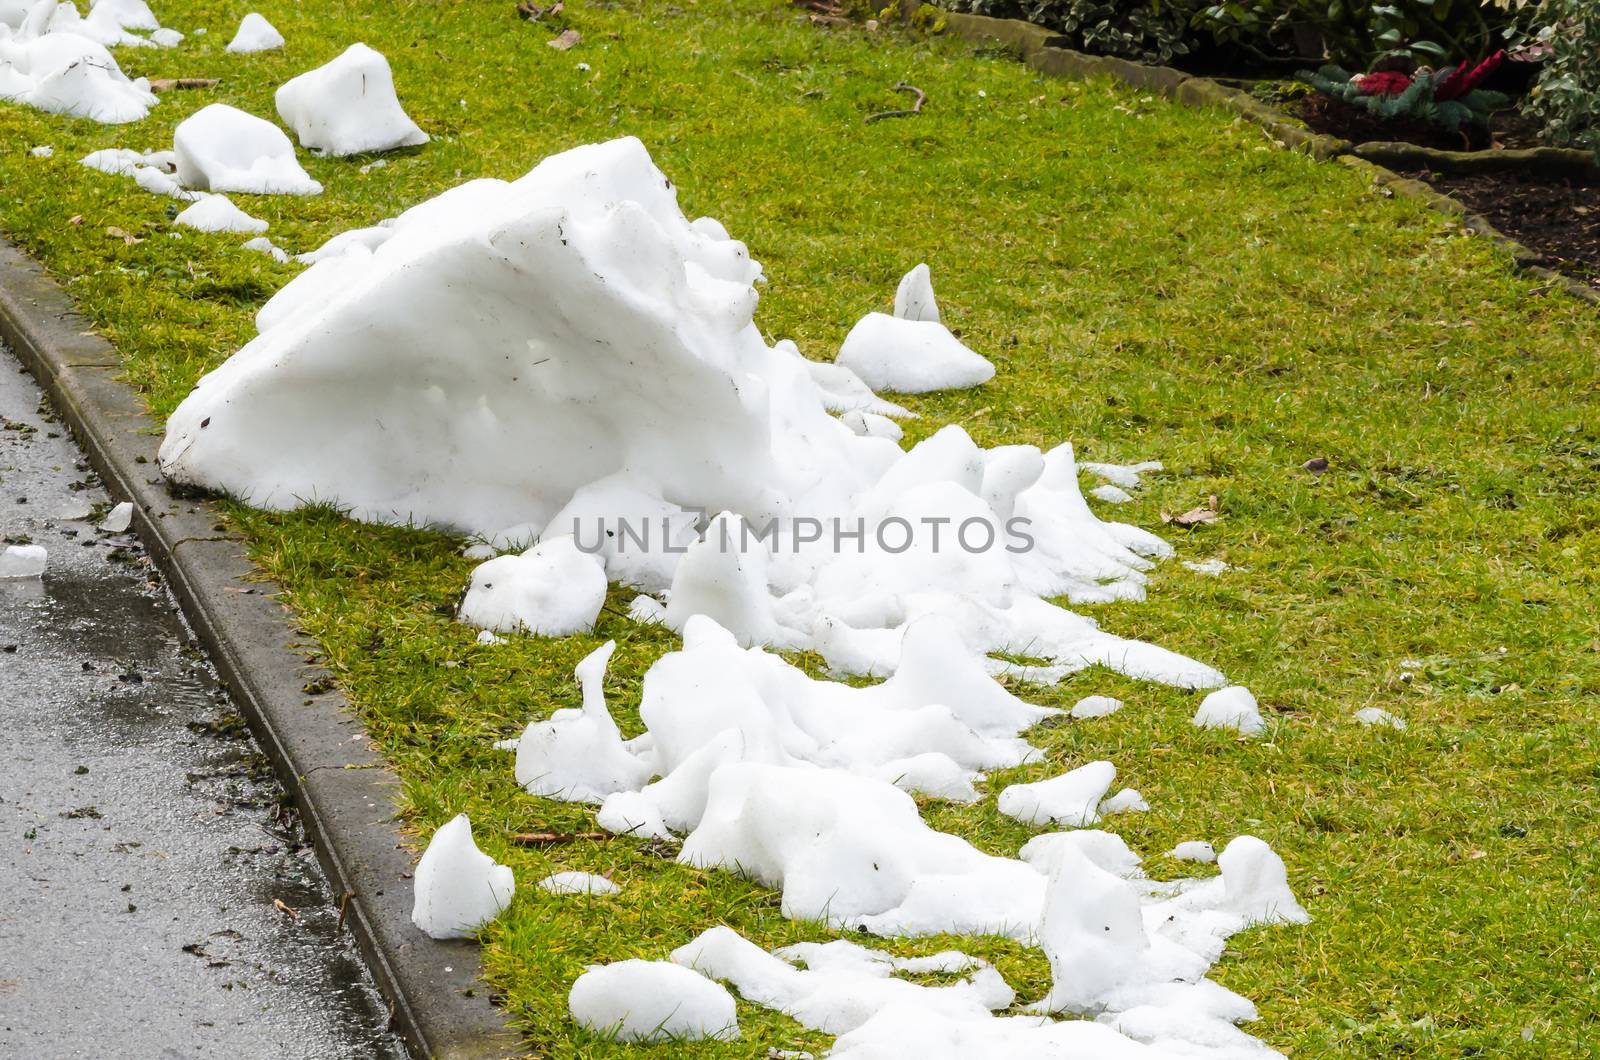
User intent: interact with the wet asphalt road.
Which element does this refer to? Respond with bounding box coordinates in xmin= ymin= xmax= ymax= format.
xmin=0 ymin=349 xmax=407 ymax=1059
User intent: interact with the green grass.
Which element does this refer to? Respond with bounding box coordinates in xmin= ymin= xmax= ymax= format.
xmin=4 ymin=0 xmax=1600 ymax=1055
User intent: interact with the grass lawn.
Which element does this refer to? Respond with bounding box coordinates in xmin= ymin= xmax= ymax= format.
xmin=4 ymin=0 xmax=1600 ymax=1054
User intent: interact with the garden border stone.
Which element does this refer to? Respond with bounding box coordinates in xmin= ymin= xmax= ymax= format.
xmin=898 ymin=0 xmax=1598 ymax=305
xmin=0 ymin=239 xmax=522 ymax=1059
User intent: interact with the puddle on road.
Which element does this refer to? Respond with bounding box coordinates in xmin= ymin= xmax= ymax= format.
xmin=1 ymin=351 xmax=409 ymax=1058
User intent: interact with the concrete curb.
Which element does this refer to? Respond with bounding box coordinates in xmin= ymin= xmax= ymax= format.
xmin=902 ymin=1 xmax=1599 ymax=306
xmin=0 ymin=239 xmax=522 ymax=1060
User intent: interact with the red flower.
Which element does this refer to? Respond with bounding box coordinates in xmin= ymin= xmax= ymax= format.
xmin=1436 ymin=49 xmax=1505 ymax=101
xmin=1355 ymin=71 xmax=1414 ymax=97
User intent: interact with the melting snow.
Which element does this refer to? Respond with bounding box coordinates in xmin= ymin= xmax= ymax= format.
xmin=224 ymin=11 xmax=280 ymax=53
xmin=0 ymin=543 xmax=47 ymax=578
xmin=174 ymin=193 xmax=268 ymax=233
xmin=275 ymin=43 xmax=427 ymax=156
xmin=410 ymin=814 xmax=515 ymax=939
xmin=174 ymin=103 xmax=322 ymax=195
xmin=568 ymin=960 xmax=739 ymax=1042
xmin=1192 ymin=686 xmax=1266 ymax=737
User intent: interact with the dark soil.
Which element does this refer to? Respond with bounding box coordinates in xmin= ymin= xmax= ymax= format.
xmin=1288 ymin=94 xmax=1545 ymax=151
xmin=1413 ymin=170 xmax=1600 ymax=286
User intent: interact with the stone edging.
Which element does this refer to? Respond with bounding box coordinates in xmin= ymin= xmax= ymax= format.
xmin=900 ymin=1 xmax=1600 ymax=306
xmin=0 ymin=240 xmax=521 ymax=1060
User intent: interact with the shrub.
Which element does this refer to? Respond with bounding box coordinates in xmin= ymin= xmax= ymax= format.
xmin=1299 ymin=56 xmax=1511 ymax=134
xmin=1512 ymin=0 xmax=1600 ymax=155
xmin=1197 ymin=0 xmax=1517 ymax=68
xmin=953 ymin=0 xmax=1204 ymax=65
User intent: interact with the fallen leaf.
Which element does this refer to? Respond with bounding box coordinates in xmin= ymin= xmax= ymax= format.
xmin=547 ymin=28 xmax=580 ymax=49
xmin=1163 ymin=495 xmax=1220 ymax=527
xmin=273 ymin=898 xmax=300 ymax=919
xmin=68 ymin=214 xmax=83 ymax=225
xmin=104 ymin=226 xmax=142 ymax=245
xmin=1302 ymin=456 xmax=1329 ymax=475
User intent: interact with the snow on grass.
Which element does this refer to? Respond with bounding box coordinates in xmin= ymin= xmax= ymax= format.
xmin=275 ymin=43 xmax=427 ymax=156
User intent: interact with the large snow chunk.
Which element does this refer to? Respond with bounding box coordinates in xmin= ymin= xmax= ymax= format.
xmin=159 ymin=137 xmax=877 ymax=534
xmin=836 ymin=312 xmax=995 ymax=394
xmin=457 ymin=535 xmax=606 ymax=636
xmin=173 ymin=103 xmax=322 ymax=195
xmin=893 ymin=262 xmax=939 ymax=323
xmin=0 ymin=23 xmax=158 ymax=123
xmin=569 ymin=960 xmax=738 ymax=1042
xmin=274 ymin=43 xmax=427 ymax=156
xmin=410 ymin=814 xmax=514 ymax=939
xmin=174 ymin=193 xmax=268 ymax=233
xmin=225 ymin=11 xmax=282 ymax=53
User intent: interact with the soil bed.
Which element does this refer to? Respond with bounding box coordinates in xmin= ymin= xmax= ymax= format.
xmin=1412 ymin=169 xmax=1600 ymax=287
xmin=1286 ymin=93 xmax=1544 ymax=151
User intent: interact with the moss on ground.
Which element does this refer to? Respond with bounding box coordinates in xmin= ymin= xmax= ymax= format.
xmin=3 ymin=0 xmax=1599 ymax=1055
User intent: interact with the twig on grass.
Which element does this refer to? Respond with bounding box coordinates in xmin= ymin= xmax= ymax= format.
xmin=148 ymin=78 xmax=219 ymax=92
xmin=864 ymin=82 xmax=926 ymax=124
xmin=510 ymin=830 xmax=610 ymax=845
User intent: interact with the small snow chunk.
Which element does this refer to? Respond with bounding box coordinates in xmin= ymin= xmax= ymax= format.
xmin=1353 ymin=707 xmax=1406 ymax=730
xmin=1217 ymin=835 xmax=1309 ymax=925
xmin=225 ymin=11 xmax=283 ymax=52
xmin=514 ymin=641 xmax=652 ymax=802
xmin=461 ymin=541 xmax=497 ymax=560
xmin=410 ymin=814 xmax=515 ymax=938
xmin=892 ymin=262 xmax=940 ymax=323
xmin=1182 ymin=558 xmax=1230 ymax=576
xmin=836 ymin=312 xmax=994 ymax=394
xmin=55 ymin=499 xmax=95 ymax=521
xmin=458 ymin=535 xmax=606 ymax=636
xmin=99 ymin=501 xmax=133 ymax=532
xmin=627 ymin=594 xmax=667 ymax=624
xmin=30 ymin=144 xmax=53 ymax=158
xmin=997 ymin=760 xmax=1116 ymax=828
xmin=1020 ymin=829 xmax=1144 ymax=879
xmin=1099 ymin=788 xmax=1148 ymax=815
xmin=149 ymin=26 xmax=181 ymax=46
xmin=241 ymin=235 xmax=289 ymax=262
xmin=1089 ymin=483 xmax=1132 ymax=504
xmin=275 ymin=43 xmax=428 ymax=156
xmin=475 ymin=629 xmax=506 ymax=646
xmin=1069 ymin=695 xmax=1123 ymax=720
xmin=538 ymin=871 xmax=619 ymax=896
xmin=1192 ymin=686 xmax=1265 ymax=736
xmin=174 ymin=104 xmax=322 ymax=196
xmin=174 ymin=194 xmax=268 ymax=233
xmin=1 ymin=544 xmax=48 ymax=579
xmin=1080 ymin=460 xmax=1163 ymax=490
xmin=569 ymin=960 xmax=738 ymax=1042
xmin=1169 ymin=840 xmax=1216 ymax=863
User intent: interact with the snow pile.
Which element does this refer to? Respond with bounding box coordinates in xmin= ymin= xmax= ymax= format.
xmin=154 ymin=137 xmax=1313 ymax=1056
xmin=537 ymin=871 xmax=619 ymax=895
xmin=1193 ymin=686 xmax=1266 ymax=736
xmin=174 ymin=193 xmax=268 ymax=233
xmin=998 ymin=760 xmax=1116 ymax=828
xmin=242 ymin=235 xmax=289 ymax=261
xmin=1 ymin=543 xmax=47 ymax=578
xmin=224 ymin=11 xmax=280 ymax=53
xmin=513 ymin=641 xmax=652 ymax=802
xmin=1354 ymin=707 xmax=1406 ymax=730
xmin=275 ymin=43 xmax=427 ymax=156
xmin=1091 ymin=483 xmax=1133 ymax=503
xmin=668 ymin=833 xmax=1306 ymax=1056
xmin=410 ymin=814 xmax=515 ymax=939
xmin=457 ymin=535 xmax=606 ymax=636
xmin=1082 ymin=460 xmax=1163 ymax=490
xmin=174 ymin=103 xmax=322 ymax=195
xmin=78 ymin=145 xmax=190 ymax=198
xmin=0 ymin=3 xmax=159 ymax=123
xmin=835 ymin=265 xmax=993 ymax=393
xmin=568 ymin=960 xmax=738 ymax=1042
xmin=1170 ymin=840 xmax=1216 ymax=863
xmin=671 ymin=927 xmax=1013 ymax=1035
xmin=1070 ymin=694 xmax=1123 ymax=719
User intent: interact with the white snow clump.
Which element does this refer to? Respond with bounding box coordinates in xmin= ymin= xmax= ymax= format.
xmin=275 ymin=43 xmax=427 ymax=156
xmin=997 ymin=760 xmax=1117 ymax=828
xmin=1354 ymin=707 xmax=1406 ymax=730
xmin=0 ymin=543 xmax=47 ymax=578
xmin=1192 ymin=685 xmax=1267 ymax=736
xmin=174 ymin=193 xmax=268 ymax=233
xmin=174 ymin=103 xmax=322 ymax=195
xmin=0 ymin=2 xmax=160 ymax=123
xmin=568 ymin=960 xmax=738 ymax=1042
xmin=457 ymin=534 xmax=606 ymax=636
xmin=410 ymin=814 xmax=515 ymax=939
xmin=537 ymin=871 xmax=619 ymax=896
xmin=513 ymin=641 xmax=652 ymax=802
xmin=224 ymin=11 xmax=281 ymax=53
